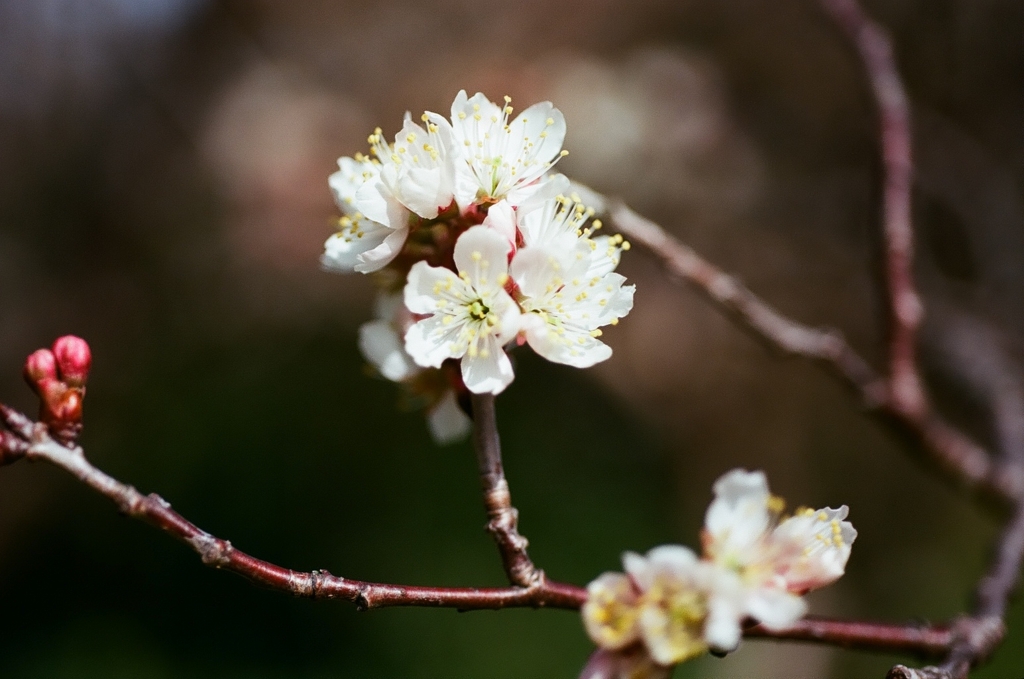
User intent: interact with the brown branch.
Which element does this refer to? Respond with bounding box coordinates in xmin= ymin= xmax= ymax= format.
xmin=471 ymin=392 xmax=543 ymax=587
xmin=4 ymin=415 xmax=580 ymax=611
xmin=746 ymin=616 xmax=952 ymax=659
xmin=817 ymin=1 xmax=1024 ymax=676
xmin=820 ymin=0 xmax=923 ymax=419
xmin=0 ymin=402 xmax=969 ymax=659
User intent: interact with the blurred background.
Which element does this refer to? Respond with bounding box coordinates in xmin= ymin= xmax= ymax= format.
xmin=1 ymin=0 xmax=1023 ymax=677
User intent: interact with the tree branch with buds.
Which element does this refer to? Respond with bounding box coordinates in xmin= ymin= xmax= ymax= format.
xmin=0 ymin=337 xmax=976 ymax=663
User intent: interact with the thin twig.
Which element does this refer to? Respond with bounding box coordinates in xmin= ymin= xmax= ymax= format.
xmin=820 ymin=0 xmax=923 ymax=418
xmin=471 ymin=393 xmax=543 ymax=587
xmin=13 ymin=420 xmax=579 ymax=610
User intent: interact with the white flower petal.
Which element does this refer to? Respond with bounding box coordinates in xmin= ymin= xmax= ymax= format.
xmin=329 ymin=156 xmax=377 ymax=210
xmin=426 ymin=390 xmax=471 ymax=444
xmin=509 ymin=247 xmax=563 ymax=298
xmin=403 ymin=262 xmax=467 ymax=314
xmin=703 ymin=595 xmax=743 ymax=653
xmin=704 ymin=469 xmax=773 ymax=561
xmin=744 ymin=587 xmax=807 ymax=630
xmin=447 ymin=91 xmax=567 ymax=206
xmin=353 ymin=175 xmax=403 ymax=229
xmin=355 ymin=225 xmax=409 ymax=273
xmin=460 ymin=335 xmax=515 ymax=394
xmin=321 ymin=229 xmax=389 ymax=273
xmin=482 ymin=199 xmax=517 ymax=245
xmin=404 ymin=315 xmax=461 ymax=368
xmin=507 ymin=171 xmax=571 ymax=210
xmin=453 ymin=225 xmax=512 ymax=288
xmin=395 ymin=167 xmax=445 ymax=218
xmin=358 ymin=320 xmax=419 ymax=382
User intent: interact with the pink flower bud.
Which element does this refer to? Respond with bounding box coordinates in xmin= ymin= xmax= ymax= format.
xmin=52 ymin=335 xmax=92 ymax=387
xmin=24 ymin=349 xmax=57 ymax=389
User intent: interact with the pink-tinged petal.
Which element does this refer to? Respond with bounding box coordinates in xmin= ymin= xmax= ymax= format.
xmin=460 ymin=336 xmax=514 ymax=394
xmin=453 ymin=225 xmax=512 ymax=287
xmin=358 ymin=320 xmax=418 ymax=382
xmin=482 ymin=200 xmax=517 ymax=245
xmin=426 ymin=390 xmax=471 ymax=445
xmin=771 ymin=506 xmax=856 ymax=592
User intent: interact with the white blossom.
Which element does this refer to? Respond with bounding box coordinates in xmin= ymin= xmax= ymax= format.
xmin=445 ymin=90 xmax=568 ymax=207
xmin=582 ymin=468 xmax=857 ymax=667
xmin=404 ymin=226 xmax=522 ymax=395
xmin=367 ymin=113 xmax=457 ymax=220
xmin=511 ymin=242 xmax=634 ymax=368
xmin=699 ymin=468 xmax=857 ymax=651
xmin=583 ymin=546 xmax=712 ymax=674
xmin=323 ymin=155 xmax=409 ymax=274
xmin=323 ymin=110 xmax=458 ymax=274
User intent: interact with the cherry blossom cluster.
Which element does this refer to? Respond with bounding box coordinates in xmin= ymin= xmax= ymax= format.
xmin=322 ymin=91 xmax=634 ymax=442
xmin=582 ymin=469 xmax=857 ymax=678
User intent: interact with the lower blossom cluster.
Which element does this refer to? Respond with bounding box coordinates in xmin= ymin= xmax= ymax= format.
xmin=581 ymin=469 xmax=857 ymax=678
xmin=322 ymin=91 xmax=635 ymax=443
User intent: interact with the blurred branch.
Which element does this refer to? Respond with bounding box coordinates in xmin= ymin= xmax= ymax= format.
xmin=820 ymin=0 xmax=922 ymax=418
xmin=0 ymin=401 xmax=969 ymax=657
xmin=606 ymin=202 xmax=1019 ymax=506
xmin=820 ymin=1 xmax=1024 ymax=676
xmin=924 ymin=304 xmax=1024 ymax=473
xmin=746 ymin=617 xmax=951 ymax=658
xmin=471 ymin=393 xmax=543 ymax=587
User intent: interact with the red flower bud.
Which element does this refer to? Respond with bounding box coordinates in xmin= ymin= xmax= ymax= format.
xmin=52 ymin=335 xmax=92 ymax=387
xmin=24 ymin=349 xmax=57 ymax=389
